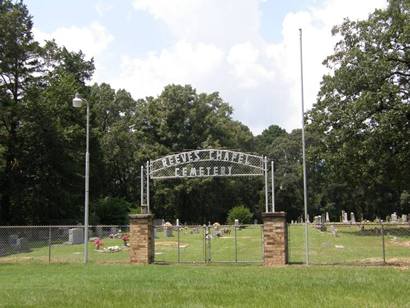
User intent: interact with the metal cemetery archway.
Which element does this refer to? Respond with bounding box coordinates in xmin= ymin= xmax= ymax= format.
xmin=140 ymin=149 xmax=275 ymax=214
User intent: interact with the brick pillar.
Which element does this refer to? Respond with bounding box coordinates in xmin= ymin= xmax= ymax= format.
xmin=262 ymin=212 xmax=288 ymax=266
xmin=129 ymin=214 xmax=154 ymax=264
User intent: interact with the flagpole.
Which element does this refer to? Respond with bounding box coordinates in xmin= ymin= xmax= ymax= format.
xmin=299 ymin=28 xmax=309 ymax=265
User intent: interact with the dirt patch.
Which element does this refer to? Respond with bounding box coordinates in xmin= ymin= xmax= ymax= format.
xmin=155 ymin=241 xmax=189 ymax=248
xmin=359 ymin=257 xmax=410 ymax=268
xmin=388 ymin=239 xmax=410 ymax=248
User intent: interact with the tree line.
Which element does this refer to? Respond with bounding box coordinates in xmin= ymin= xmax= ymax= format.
xmin=0 ymin=0 xmax=409 ymax=225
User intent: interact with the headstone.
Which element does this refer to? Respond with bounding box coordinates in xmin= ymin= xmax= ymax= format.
xmin=330 ymin=225 xmax=337 ymax=237
xmin=325 ymin=212 xmax=330 ymax=223
xmin=403 ymin=214 xmax=408 ymax=223
xmin=213 ymin=222 xmax=221 ymax=230
xmin=306 ymin=214 xmax=310 ymax=224
xmin=342 ymin=211 xmax=348 ymax=223
xmin=176 ymin=218 xmax=180 ymax=226
xmin=254 ymin=219 xmax=258 ymax=225
xmin=68 ymin=228 xmax=84 ymax=244
xmin=163 ymin=222 xmax=173 ymax=237
xmin=391 ymin=212 xmax=398 ymax=223
xmin=350 ymin=212 xmax=356 ymax=224
xmin=234 ymin=219 xmax=239 ymax=226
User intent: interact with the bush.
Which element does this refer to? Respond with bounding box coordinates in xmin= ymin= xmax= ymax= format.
xmin=95 ymin=197 xmax=130 ymax=225
xmin=227 ymin=205 xmax=253 ymax=225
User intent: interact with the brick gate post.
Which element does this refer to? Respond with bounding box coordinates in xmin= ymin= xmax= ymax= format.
xmin=129 ymin=214 xmax=154 ymax=264
xmin=262 ymin=212 xmax=288 ymax=266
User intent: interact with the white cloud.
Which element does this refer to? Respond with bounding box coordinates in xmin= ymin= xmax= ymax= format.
xmin=125 ymin=0 xmax=386 ymax=134
xmin=112 ymin=41 xmax=224 ymax=97
xmin=227 ymin=42 xmax=274 ymax=89
xmin=96 ymin=1 xmax=113 ymax=17
xmin=132 ymin=0 xmax=262 ymax=47
xmin=33 ymin=22 xmax=113 ymax=59
xmin=266 ymin=0 xmax=386 ymax=129
xmin=33 ymin=21 xmax=114 ymax=83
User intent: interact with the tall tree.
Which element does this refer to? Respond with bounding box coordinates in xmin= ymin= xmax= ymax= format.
xmin=0 ymin=0 xmax=41 ymax=224
xmin=308 ymin=0 xmax=410 ymax=218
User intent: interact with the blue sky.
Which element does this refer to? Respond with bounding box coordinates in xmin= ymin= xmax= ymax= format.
xmin=26 ymin=0 xmax=385 ymax=134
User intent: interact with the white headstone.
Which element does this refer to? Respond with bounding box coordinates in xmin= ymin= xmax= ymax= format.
xmin=350 ymin=212 xmax=356 ymax=224
xmin=234 ymin=219 xmax=239 ymax=226
xmin=176 ymin=218 xmax=180 ymax=226
xmin=342 ymin=211 xmax=348 ymax=223
xmin=325 ymin=212 xmax=330 ymax=223
xmin=391 ymin=212 xmax=398 ymax=223
xmin=401 ymin=214 xmax=407 ymax=223
xmin=69 ymin=228 xmax=84 ymax=244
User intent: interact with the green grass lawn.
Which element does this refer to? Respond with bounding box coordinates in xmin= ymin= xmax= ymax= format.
xmin=0 ymin=263 xmax=409 ymax=307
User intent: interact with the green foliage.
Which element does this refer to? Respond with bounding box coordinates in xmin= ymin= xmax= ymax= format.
xmin=307 ymin=0 xmax=410 ymax=219
xmin=227 ymin=205 xmax=253 ymax=224
xmin=0 ymin=0 xmax=408 ymax=225
xmin=95 ymin=197 xmax=130 ymax=225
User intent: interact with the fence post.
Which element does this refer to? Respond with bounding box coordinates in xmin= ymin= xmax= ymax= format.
xmin=208 ymin=226 xmax=212 ymax=263
xmin=260 ymin=224 xmax=264 ymax=262
xmin=177 ymin=226 xmax=180 ymax=263
xmin=381 ymin=221 xmax=386 ymax=265
xmin=234 ymin=226 xmax=238 ymax=263
xmin=203 ymin=225 xmax=207 ymax=263
xmin=48 ymin=226 xmax=51 ymax=264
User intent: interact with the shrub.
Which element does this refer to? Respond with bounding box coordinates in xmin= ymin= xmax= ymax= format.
xmin=95 ymin=197 xmax=130 ymax=225
xmin=227 ymin=205 xmax=253 ymax=225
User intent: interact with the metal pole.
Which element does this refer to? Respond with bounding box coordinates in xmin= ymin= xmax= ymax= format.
xmin=140 ymin=165 xmax=144 ymax=209
xmin=48 ymin=226 xmax=51 ymax=264
xmin=264 ymin=157 xmax=268 ymax=213
xmin=208 ymin=227 xmax=211 ymax=263
xmin=234 ymin=226 xmax=238 ymax=263
xmin=261 ymin=224 xmax=264 ymax=262
xmin=146 ymin=161 xmax=150 ymax=214
xmin=84 ymin=100 xmax=90 ymax=264
xmin=204 ymin=226 xmax=207 ymax=263
xmin=299 ymin=28 xmax=309 ymax=265
xmin=177 ymin=226 xmax=180 ymax=263
xmin=381 ymin=222 xmax=386 ymax=264
xmin=271 ymin=161 xmax=275 ymax=213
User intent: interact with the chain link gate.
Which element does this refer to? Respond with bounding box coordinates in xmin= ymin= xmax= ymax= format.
xmin=154 ymin=224 xmax=263 ymax=264
xmin=143 ymin=149 xmax=274 ymax=264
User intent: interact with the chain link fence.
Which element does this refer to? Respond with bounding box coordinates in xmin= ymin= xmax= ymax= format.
xmin=0 ymin=225 xmax=129 ymax=264
xmin=153 ymin=224 xmax=263 ymax=264
xmin=2 ymin=222 xmax=409 ymax=266
xmin=288 ymin=222 xmax=410 ymax=265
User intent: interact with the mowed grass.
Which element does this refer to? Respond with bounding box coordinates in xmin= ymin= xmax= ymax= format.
xmin=289 ymin=224 xmax=410 ymax=265
xmin=0 ymin=263 xmax=409 ymax=307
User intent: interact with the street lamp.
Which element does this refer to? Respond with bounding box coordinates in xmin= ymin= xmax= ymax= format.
xmin=72 ymin=92 xmax=90 ymax=264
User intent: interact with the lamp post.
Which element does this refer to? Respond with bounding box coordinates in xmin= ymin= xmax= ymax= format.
xmin=72 ymin=92 xmax=90 ymax=264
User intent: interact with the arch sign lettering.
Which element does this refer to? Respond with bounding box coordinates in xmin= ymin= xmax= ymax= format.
xmin=149 ymin=149 xmax=264 ymax=179
xmin=140 ymin=149 xmax=275 ymax=214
